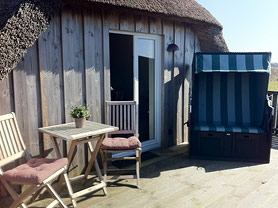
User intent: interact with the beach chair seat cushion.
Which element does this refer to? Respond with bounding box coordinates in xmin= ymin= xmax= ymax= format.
xmin=194 ymin=124 xmax=265 ymax=134
xmin=2 ymin=158 xmax=68 ymax=184
xmin=101 ymin=136 xmax=141 ymax=150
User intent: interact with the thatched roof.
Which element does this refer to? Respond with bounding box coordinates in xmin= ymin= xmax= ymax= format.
xmin=90 ymin=0 xmax=222 ymax=27
xmin=0 ymin=0 xmax=63 ymax=81
xmin=0 ymin=0 xmax=228 ymax=81
xmin=87 ymin=0 xmax=228 ymax=53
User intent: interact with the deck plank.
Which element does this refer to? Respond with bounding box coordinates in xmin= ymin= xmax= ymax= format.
xmin=3 ymin=146 xmax=278 ymax=208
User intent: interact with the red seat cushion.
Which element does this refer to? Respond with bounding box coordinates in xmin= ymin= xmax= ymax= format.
xmin=101 ymin=136 xmax=141 ymax=150
xmin=1 ymin=158 xmax=68 ymax=184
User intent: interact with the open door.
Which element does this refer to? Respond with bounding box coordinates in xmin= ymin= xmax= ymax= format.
xmin=110 ymin=32 xmax=162 ymax=152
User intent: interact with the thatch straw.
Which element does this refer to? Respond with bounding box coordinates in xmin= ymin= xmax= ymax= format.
xmin=0 ymin=0 xmax=228 ymax=81
xmin=0 ymin=0 xmax=63 ymax=80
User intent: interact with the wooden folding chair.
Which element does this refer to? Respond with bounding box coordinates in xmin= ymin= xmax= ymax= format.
xmin=0 ymin=113 xmax=75 ymax=208
xmin=100 ymin=101 xmax=142 ymax=188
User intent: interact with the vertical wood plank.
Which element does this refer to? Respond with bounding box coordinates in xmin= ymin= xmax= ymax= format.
xmin=61 ymin=8 xmax=85 ymax=176
xmin=184 ymin=27 xmax=196 ymax=143
xmin=0 ymin=74 xmax=14 ymax=115
xmin=119 ymin=12 xmax=135 ymax=31
xmin=84 ymin=6 xmax=104 ymax=167
xmin=173 ymin=22 xmax=185 ymax=145
xmin=162 ymin=20 xmax=174 ymax=147
xmin=149 ymin=17 xmax=162 ymax=35
xmin=102 ymin=8 xmax=119 ymax=103
xmin=12 ymin=60 xmax=28 ymax=150
xmin=13 ymin=43 xmax=41 ymax=157
xmin=84 ymin=7 xmax=103 ymax=123
xmin=38 ymin=14 xmax=65 ymax=158
xmin=135 ymin=15 xmax=149 ymax=33
xmin=23 ymin=43 xmax=42 ymax=157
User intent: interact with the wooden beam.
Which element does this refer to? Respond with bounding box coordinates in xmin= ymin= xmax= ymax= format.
xmin=61 ymin=8 xmax=86 ymax=177
xmin=38 ymin=14 xmax=65 ymax=158
xmin=162 ymin=20 xmax=175 ymax=147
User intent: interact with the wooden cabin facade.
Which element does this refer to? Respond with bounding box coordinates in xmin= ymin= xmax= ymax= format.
xmin=0 ymin=0 xmax=228 ymax=176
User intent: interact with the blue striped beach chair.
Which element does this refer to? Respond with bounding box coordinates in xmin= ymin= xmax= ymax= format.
xmin=190 ymin=52 xmax=273 ymax=162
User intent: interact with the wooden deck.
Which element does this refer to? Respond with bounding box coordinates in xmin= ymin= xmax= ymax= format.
xmin=2 ymin=144 xmax=278 ymax=208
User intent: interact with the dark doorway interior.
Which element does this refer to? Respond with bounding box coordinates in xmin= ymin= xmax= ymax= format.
xmin=109 ymin=33 xmax=133 ymax=101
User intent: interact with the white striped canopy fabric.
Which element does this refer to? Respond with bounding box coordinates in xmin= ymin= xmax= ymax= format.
xmin=195 ymin=52 xmax=271 ymax=73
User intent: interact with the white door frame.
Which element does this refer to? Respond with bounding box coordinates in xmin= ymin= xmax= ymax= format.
xmin=110 ymin=30 xmax=162 ymax=155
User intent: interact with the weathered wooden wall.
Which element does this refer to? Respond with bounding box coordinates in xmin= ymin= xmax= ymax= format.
xmin=0 ymin=4 xmax=201 ymax=176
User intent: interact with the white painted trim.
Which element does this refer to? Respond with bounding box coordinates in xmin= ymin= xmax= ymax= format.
xmin=133 ymin=36 xmax=139 ymax=137
xmin=110 ymin=30 xmax=160 ymax=38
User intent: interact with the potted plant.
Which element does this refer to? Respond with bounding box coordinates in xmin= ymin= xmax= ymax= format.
xmin=70 ymin=105 xmax=91 ymax=128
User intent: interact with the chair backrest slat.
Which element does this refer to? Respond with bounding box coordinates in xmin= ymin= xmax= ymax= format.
xmin=9 ymin=118 xmax=24 ymax=152
xmin=106 ymin=101 xmax=137 ymax=136
xmin=112 ymin=105 xmax=116 ymax=127
xmin=0 ymin=132 xmax=7 ymax=159
xmin=5 ymin=120 xmax=19 ymax=154
xmin=3 ymin=120 xmax=16 ymax=155
xmin=116 ymin=105 xmax=119 ymax=127
xmin=0 ymin=113 xmax=28 ymax=167
xmin=123 ymin=105 xmax=127 ymax=130
xmin=119 ymin=105 xmax=123 ymax=130
xmin=127 ymin=104 xmax=131 ymax=130
xmin=0 ymin=123 xmax=12 ymax=157
xmin=131 ymin=105 xmax=135 ymax=131
xmin=0 ymin=148 xmax=3 ymax=160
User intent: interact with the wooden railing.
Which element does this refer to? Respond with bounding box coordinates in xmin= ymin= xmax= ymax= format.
xmin=268 ymin=91 xmax=278 ymax=134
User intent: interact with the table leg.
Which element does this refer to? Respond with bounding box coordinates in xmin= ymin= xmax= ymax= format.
xmin=50 ymin=136 xmax=64 ymax=194
xmin=50 ymin=136 xmax=62 ymax=158
xmin=83 ymin=134 xmax=107 ymax=194
xmin=87 ymin=142 xmax=101 ymax=179
xmin=84 ymin=135 xmax=103 ymax=179
xmin=87 ymin=142 xmax=102 ymax=180
xmin=86 ymin=141 xmax=107 ymax=194
xmin=94 ymin=159 xmax=107 ymax=195
xmin=57 ymin=140 xmax=77 ymax=193
xmin=66 ymin=140 xmax=78 ymax=172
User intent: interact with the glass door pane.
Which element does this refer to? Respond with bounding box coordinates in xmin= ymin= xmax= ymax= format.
xmin=134 ymin=37 xmax=156 ymax=142
xmin=138 ymin=56 xmax=155 ymax=141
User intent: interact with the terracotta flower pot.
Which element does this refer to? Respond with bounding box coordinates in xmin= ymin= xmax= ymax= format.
xmin=75 ymin=118 xmax=85 ymax=128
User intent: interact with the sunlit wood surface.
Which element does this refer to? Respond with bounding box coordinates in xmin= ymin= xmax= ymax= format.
xmin=2 ymin=144 xmax=278 ymax=208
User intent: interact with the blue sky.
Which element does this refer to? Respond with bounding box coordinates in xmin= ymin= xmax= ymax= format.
xmin=196 ymin=0 xmax=278 ymax=63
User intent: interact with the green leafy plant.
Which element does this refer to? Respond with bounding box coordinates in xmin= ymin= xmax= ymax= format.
xmin=70 ymin=105 xmax=91 ymax=119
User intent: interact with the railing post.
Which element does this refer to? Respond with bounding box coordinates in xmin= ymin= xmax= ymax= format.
xmin=268 ymin=91 xmax=278 ymax=134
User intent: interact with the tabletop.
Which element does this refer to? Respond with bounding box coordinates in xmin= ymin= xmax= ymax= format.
xmin=38 ymin=121 xmax=118 ymax=140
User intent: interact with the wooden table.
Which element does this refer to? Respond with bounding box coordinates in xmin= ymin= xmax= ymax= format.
xmin=38 ymin=121 xmax=118 ymax=207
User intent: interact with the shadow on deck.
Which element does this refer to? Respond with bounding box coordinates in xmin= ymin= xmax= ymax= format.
xmin=2 ymin=141 xmax=278 ymax=208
